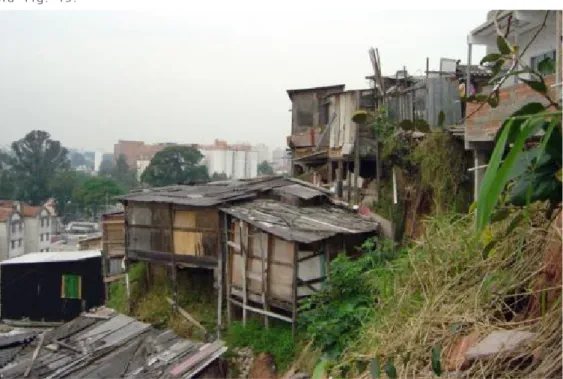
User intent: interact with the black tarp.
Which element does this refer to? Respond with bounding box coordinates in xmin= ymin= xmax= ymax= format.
xmin=1 ymin=256 xmax=105 ymax=322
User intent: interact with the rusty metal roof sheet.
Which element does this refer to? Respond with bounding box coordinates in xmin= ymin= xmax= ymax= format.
xmin=221 ymin=199 xmax=379 ymax=243
xmin=0 ymin=308 xmax=226 ymax=379
xmin=115 ymin=176 xmax=330 ymax=208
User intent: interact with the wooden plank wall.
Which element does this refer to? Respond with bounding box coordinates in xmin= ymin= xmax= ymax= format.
xmin=225 ymin=216 xmax=328 ymax=335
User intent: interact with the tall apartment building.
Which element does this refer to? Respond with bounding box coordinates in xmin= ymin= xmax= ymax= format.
xmin=200 ymin=139 xmax=258 ymax=179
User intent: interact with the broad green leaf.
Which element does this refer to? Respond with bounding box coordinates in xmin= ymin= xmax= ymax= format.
xmin=383 ymin=359 xmax=397 ymax=379
xmin=481 ymin=53 xmax=502 ymax=64
xmin=556 ymin=169 xmax=563 ymax=182
xmin=370 ymin=358 xmax=381 ymax=379
xmin=509 ymin=167 xmax=561 ymax=206
xmin=312 ymin=360 xmax=329 ymax=379
xmin=496 ymin=35 xmax=511 ymax=55
xmin=493 ymin=60 xmax=505 ymax=76
xmin=431 ymin=344 xmax=443 ymax=376
xmin=414 ymin=120 xmax=430 ymax=133
xmin=538 ymin=57 xmax=555 ymax=75
xmin=521 ymin=78 xmax=547 ymax=95
xmin=352 ymin=110 xmax=369 ymax=124
xmin=437 ymin=111 xmax=445 ymax=127
xmin=477 ymin=116 xmax=544 ymax=230
xmin=500 ymin=103 xmax=546 ymax=144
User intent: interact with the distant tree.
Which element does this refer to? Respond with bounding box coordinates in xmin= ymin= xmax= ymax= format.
xmin=141 ymin=146 xmax=209 ymax=187
xmin=70 ymin=151 xmax=87 ymax=168
xmin=98 ymin=157 xmax=115 ymax=177
xmin=211 ymin=172 xmax=229 ymax=181
xmin=48 ymin=170 xmax=89 ymax=221
xmin=0 ymin=150 xmax=16 ymax=199
xmin=258 ymin=160 xmax=275 ymax=176
xmin=72 ymin=176 xmax=123 ymax=219
xmin=112 ymin=154 xmax=138 ymax=191
xmin=9 ymin=130 xmax=70 ymax=205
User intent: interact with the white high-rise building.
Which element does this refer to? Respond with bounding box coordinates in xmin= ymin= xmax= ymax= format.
xmin=94 ymin=151 xmax=103 ymax=172
xmin=253 ymin=143 xmax=270 ymax=164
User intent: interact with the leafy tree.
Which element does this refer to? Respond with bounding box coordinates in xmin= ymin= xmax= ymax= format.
xmin=9 ymin=130 xmax=70 ymax=205
xmin=257 ymin=160 xmax=274 ymax=176
xmin=70 ymin=151 xmax=87 ymax=168
xmin=98 ymin=156 xmax=115 ymax=177
xmin=211 ymin=172 xmax=229 ymax=181
xmin=72 ymin=176 xmax=123 ymax=219
xmin=48 ymin=170 xmax=89 ymax=221
xmin=141 ymin=146 xmax=209 ymax=187
xmin=0 ymin=150 xmax=16 ymax=199
xmin=112 ymin=154 xmax=138 ymax=191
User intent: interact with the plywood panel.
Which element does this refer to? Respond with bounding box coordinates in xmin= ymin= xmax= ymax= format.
xmin=272 ymin=238 xmax=294 ymax=265
xmin=129 ymin=206 xmax=151 ymax=251
xmin=297 ymin=250 xmax=322 ymax=297
xmin=173 ymin=211 xmax=202 ymax=256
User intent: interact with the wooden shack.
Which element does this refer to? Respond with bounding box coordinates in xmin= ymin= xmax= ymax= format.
xmin=101 ymin=211 xmax=125 ymax=279
xmin=220 ymin=191 xmax=379 ymax=335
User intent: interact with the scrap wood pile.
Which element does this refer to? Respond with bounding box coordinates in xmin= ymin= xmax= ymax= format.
xmin=339 ymin=205 xmax=562 ymax=378
xmin=0 ymin=307 xmax=227 ymax=379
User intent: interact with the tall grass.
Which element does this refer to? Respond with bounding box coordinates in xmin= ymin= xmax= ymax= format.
xmin=338 ymin=209 xmax=561 ymax=378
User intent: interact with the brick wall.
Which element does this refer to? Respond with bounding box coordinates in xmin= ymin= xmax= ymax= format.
xmin=465 ymin=75 xmax=556 ymax=142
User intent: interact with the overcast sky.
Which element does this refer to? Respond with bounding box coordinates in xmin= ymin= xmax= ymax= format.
xmin=0 ymin=6 xmax=487 ymax=153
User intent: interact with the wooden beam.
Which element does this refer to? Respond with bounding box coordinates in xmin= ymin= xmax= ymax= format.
xmin=169 ymin=204 xmax=178 ymax=311
xmin=228 ymin=297 xmax=292 ymax=323
xmin=223 ymin=213 xmax=232 ymax=325
xmin=265 ymin=234 xmax=273 ymax=328
xmin=239 ymin=221 xmax=248 ymax=326
xmin=291 ymin=242 xmax=298 ymax=339
xmin=354 ymin=90 xmax=361 ymax=205
xmin=297 ymin=250 xmax=325 ymax=262
xmin=124 ymin=207 xmax=131 ymax=314
xmin=260 ymin=230 xmax=267 ymax=328
xmin=24 ymin=333 xmax=45 ymax=377
xmin=127 ymin=249 xmax=217 ymax=268
xmin=103 ymin=273 xmax=126 ymax=283
xmin=216 ymin=212 xmax=223 ymax=338
xmin=128 ymin=224 xmax=217 ymax=234
xmin=166 ymin=297 xmax=207 ymax=333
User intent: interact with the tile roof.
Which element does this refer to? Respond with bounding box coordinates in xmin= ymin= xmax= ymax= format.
xmin=0 ymin=207 xmax=15 ymax=222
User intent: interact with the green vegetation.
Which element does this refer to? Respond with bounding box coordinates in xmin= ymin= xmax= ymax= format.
xmin=107 ymin=262 xmax=217 ymax=340
xmin=257 ymin=160 xmax=275 ymax=176
xmin=72 ymin=176 xmax=124 ymax=219
xmin=299 ymin=238 xmax=399 ymax=358
xmin=141 ymin=146 xmax=209 ymax=187
xmin=1 ymin=130 xmax=70 ymax=205
xmin=225 ymin=320 xmax=298 ymax=372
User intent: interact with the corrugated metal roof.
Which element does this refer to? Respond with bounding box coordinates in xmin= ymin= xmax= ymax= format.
xmin=221 ymin=199 xmax=379 ymax=243
xmin=115 ymin=176 xmax=331 ymax=207
xmin=0 ymin=250 xmax=101 ymax=265
xmin=0 ymin=308 xmax=226 ymax=379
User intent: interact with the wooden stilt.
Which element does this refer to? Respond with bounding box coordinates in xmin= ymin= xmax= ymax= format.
xmin=291 ymin=243 xmax=299 ymax=340
xmin=216 ymin=213 xmax=224 ymax=338
xmin=239 ymin=221 xmax=247 ymax=326
xmin=169 ymin=204 xmax=178 ymax=311
xmin=224 ymin=214 xmax=232 ymax=325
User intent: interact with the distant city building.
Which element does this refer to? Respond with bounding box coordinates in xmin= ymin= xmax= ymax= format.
xmin=113 ymin=140 xmax=196 ymax=169
xmin=200 ymin=139 xmax=258 ymax=180
xmin=253 ymin=143 xmax=270 ymax=164
xmin=136 ymin=158 xmax=151 ymax=181
xmin=94 ymin=151 xmax=103 ymax=172
xmin=271 ymin=147 xmax=290 ymax=173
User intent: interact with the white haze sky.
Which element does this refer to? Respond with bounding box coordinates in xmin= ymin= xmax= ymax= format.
xmin=0 ymin=5 xmax=487 ymax=153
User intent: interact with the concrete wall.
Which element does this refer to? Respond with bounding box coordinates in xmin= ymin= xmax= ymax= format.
xmin=0 ymin=222 xmax=8 ymax=261
xmin=24 ymin=218 xmax=39 ymax=253
xmin=7 ymin=213 xmax=25 ymax=259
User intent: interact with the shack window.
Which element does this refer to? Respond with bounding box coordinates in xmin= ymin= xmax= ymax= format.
xmin=61 ymin=275 xmax=82 ymax=299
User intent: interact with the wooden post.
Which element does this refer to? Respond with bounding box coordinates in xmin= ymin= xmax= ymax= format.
xmin=124 ymin=206 xmax=131 ymax=314
xmin=239 ymin=221 xmax=247 ymax=326
xmin=291 ymin=243 xmax=299 ymax=340
xmin=224 ymin=213 xmax=232 ymax=325
xmin=354 ymin=91 xmax=361 ymax=205
xmin=346 ymin=161 xmax=352 ymax=205
xmin=265 ymin=234 xmax=272 ymax=328
xmin=217 ymin=213 xmax=224 ymax=338
xmin=327 ymin=160 xmax=333 ymax=186
xmin=336 ymin=159 xmax=343 ymax=198
xmin=259 ymin=230 xmax=267 ymax=328
xmin=169 ymin=204 xmax=178 ymax=311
